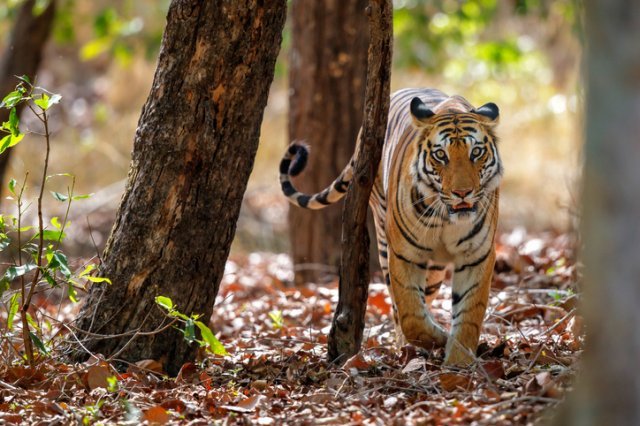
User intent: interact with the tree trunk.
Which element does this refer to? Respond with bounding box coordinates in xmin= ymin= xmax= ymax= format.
xmin=0 ymin=0 xmax=57 ymax=192
xmin=554 ymin=1 xmax=640 ymax=424
xmin=288 ymin=0 xmax=369 ymax=284
xmin=72 ymin=0 xmax=286 ymax=376
xmin=328 ymin=0 xmax=392 ymax=363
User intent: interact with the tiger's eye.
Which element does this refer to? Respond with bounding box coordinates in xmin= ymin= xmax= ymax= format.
xmin=435 ymin=150 xmax=446 ymax=159
xmin=471 ymin=147 xmax=483 ymax=158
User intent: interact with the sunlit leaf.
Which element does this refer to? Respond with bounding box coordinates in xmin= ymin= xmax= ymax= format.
xmin=7 ymin=293 xmax=20 ymax=330
xmin=51 ymin=217 xmax=62 ymax=229
xmin=8 ymin=178 xmax=16 ymax=195
xmin=195 ymin=320 xmax=228 ymax=356
xmin=155 ymin=295 xmax=173 ymax=311
xmin=36 ymin=229 xmax=66 ymax=241
xmin=1 ymin=90 xmax=23 ymax=108
xmin=72 ymin=193 xmax=94 ymax=200
xmin=48 ymin=251 xmax=71 ymax=278
xmin=85 ymin=276 xmax=111 ymax=284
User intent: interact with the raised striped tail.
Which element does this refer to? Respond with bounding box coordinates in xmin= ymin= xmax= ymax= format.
xmin=279 ymin=141 xmax=354 ymax=209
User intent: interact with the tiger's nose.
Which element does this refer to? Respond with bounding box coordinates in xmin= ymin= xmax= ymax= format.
xmin=452 ymin=188 xmax=473 ymax=199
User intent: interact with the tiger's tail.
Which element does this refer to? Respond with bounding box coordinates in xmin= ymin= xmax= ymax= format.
xmin=279 ymin=141 xmax=354 ymax=209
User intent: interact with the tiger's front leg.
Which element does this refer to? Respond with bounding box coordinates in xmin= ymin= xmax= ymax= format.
xmin=388 ymin=251 xmax=448 ymax=350
xmin=444 ymin=247 xmax=495 ymax=365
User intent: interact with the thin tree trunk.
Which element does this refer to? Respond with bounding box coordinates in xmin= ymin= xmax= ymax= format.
xmin=554 ymin=1 xmax=640 ymax=424
xmin=288 ymin=0 xmax=369 ymax=284
xmin=72 ymin=0 xmax=286 ymax=376
xmin=328 ymin=0 xmax=392 ymax=363
xmin=0 ymin=0 xmax=57 ymax=191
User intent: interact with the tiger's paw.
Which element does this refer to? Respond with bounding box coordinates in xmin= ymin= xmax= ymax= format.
xmin=443 ymin=341 xmax=476 ymax=366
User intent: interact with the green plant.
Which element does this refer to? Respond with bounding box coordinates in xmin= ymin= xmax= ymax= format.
xmin=0 ymin=78 xmax=110 ymax=366
xmin=155 ymin=295 xmax=228 ymax=357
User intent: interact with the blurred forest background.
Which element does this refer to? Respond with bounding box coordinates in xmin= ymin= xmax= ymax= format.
xmin=0 ymin=0 xmax=582 ymax=258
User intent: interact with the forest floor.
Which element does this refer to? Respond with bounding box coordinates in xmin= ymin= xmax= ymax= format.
xmin=0 ymin=229 xmax=580 ymax=425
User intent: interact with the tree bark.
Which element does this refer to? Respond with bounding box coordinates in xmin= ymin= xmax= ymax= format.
xmin=288 ymin=0 xmax=369 ymax=284
xmin=0 ymin=0 xmax=57 ymax=192
xmin=72 ymin=0 xmax=287 ymax=376
xmin=327 ymin=0 xmax=392 ymax=363
xmin=554 ymin=1 xmax=640 ymax=424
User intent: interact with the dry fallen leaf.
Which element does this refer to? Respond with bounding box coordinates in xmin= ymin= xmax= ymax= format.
xmin=222 ymin=395 xmax=267 ymax=413
xmin=85 ymin=364 xmax=112 ymax=391
xmin=439 ymin=373 xmax=473 ymax=392
xmin=143 ymin=405 xmax=170 ymax=425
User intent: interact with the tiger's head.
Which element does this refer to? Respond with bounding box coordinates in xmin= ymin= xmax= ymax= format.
xmin=409 ymin=96 xmax=502 ymax=223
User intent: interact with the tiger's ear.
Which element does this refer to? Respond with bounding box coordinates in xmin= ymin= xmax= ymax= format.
xmin=473 ymin=102 xmax=499 ymax=126
xmin=410 ymin=97 xmax=436 ymax=129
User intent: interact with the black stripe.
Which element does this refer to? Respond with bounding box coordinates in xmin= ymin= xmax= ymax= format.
xmin=297 ymin=195 xmax=310 ymax=208
xmin=427 ymin=264 xmax=446 ymax=271
xmin=457 ymin=211 xmax=486 ymax=246
xmin=333 ymin=179 xmax=348 ymax=193
xmin=455 ymin=248 xmax=491 ymax=273
xmin=279 ymin=159 xmax=291 ymax=174
xmin=281 ymin=181 xmax=296 ymax=197
xmin=452 ymin=282 xmax=479 ymax=305
xmin=392 ymin=211 xmax=434 ymax=252
xmin=461 ymin=126 xmax=476 ymax=132
xmin=379 ymin=250 xmax=388 ymax=258
xmin=315 ymin=190 xmax=331 ymax=205
xmin=391 ymin=248 xmax=427 ymax=269
xmin=452 ymin=301 xmax=487 ymax=320
xmin=424 ymin=281 xmax=442 ymax=295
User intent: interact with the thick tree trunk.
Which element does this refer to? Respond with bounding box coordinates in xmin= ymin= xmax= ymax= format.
xmin=0 ymin=0 xmax=56 ymax=192
xmin=554 ymin=1 xmax=640 ymax=424
xmin=72 ymin=0 xmax=286 ymax=375
xmin=328 ymin=0 xmax=392 ymax=363
xmin=288 ymin=0 xmax=369 ymax=284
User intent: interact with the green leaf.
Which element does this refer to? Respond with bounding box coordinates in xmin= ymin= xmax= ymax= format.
xmin=0 ymin=278 xmax=9 ymax=296
xmin=67 ymin=282 xmax=78 ymax=303
xmin=7 ymin=293 xmax=20 ymax=330
xmin=25 ymin=312 xmax=39 ymax=330
xmin=1 ymin=90 xmax=23 ymax=109
xmin=155 ymin=295 xmax=174 ymax=311
xmin=195 ymin=320 xmax=228 ymax=356
xmin=3 ymin=263 xmax=37 ymax=281
xmin=85 ymin=276 xmax=111 ymax=284
xmin=29 ymin=332 xmax=49 ymax=354
xmin=48 ymin=251 xmax=71 ymax=278
xmin=0 ymin=133 xmax=24 ymax=155
xmin=34 ymin=93 xmax=61 ymax=111
xmin=36 ymin=229 xmax=66 ymax=241
xmin=78 ymin=264 xmax=96 ymax=277
xmin=50 ymin=191 xmax=69 ymax=202
xmin=51 ymin=217 xmax=62 ymax=229
xmin=8 ymin=108 xmax=20 ymax=136
xmin=72 ymin=193 xmax=93 ymax=200
xmin=16 ymin=75 xmax=31 ymax=85
xmin=183 ymin=319 xmax=196 ymax=344
xmin=80 ymin=38 xmax=112 ymax=61
xmin=268 ymin=310 xmax=284 ymax=329
xmin=8 ymin=178 xmax=16 ymax=195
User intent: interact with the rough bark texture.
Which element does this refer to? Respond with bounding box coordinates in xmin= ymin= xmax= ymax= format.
xmin=0 ymin=0 xmax=56 ymax=191
xmin=73 ymin=0 xmax=287 ymax=375
xmin=328 ymin=0 xmax=392 ymax=363
xmin=554 ymin=1 xmax=640 ymax=424
xmin=288 ymin=0 xmax=369 ymax=284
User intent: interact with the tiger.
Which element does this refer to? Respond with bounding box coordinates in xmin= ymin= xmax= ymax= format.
xmin=279 ymin=88 xmax=502 ymax=366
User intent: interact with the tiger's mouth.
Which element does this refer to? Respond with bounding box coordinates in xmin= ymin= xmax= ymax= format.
xmin=448 ymin=202 xmax=477 ymax=215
